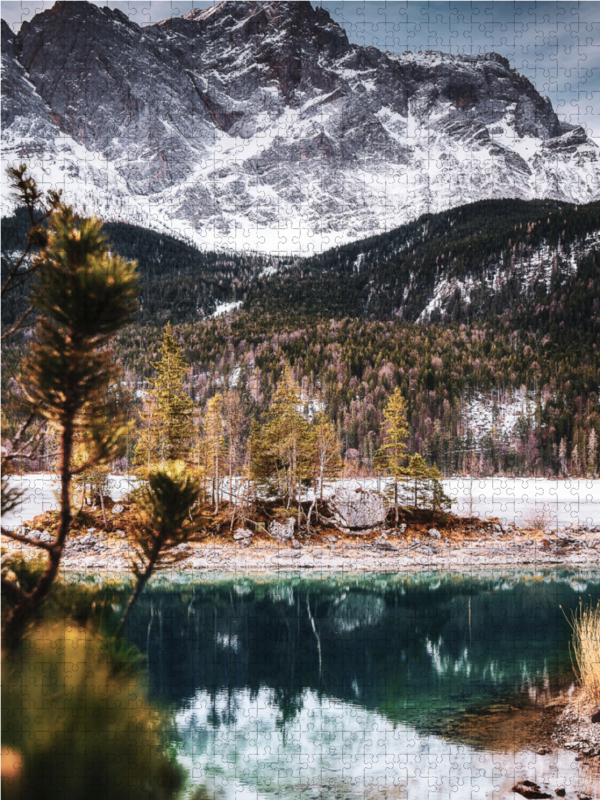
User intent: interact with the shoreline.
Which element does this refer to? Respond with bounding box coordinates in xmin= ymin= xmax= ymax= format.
xmin=2 ymin=506 xmax=600 ymax=575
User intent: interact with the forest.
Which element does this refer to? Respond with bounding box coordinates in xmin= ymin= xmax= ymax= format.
xmin=2 ymin=192 xmax=599 ymax=479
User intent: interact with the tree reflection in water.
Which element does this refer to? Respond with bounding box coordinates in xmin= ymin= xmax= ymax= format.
xmin=119 ymin=570 xmax=600 ymax=799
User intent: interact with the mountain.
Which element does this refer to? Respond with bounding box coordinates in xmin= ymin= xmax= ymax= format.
xmin=245 ymin=199 xmax=600 ymax=324
xmin=3 ymin=198 xmax=599 ymax=328
xmin=2 ymin=1 xmax=599 ymax=254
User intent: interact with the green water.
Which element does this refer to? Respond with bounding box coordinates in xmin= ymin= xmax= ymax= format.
xmin=123 ymin=569 xmax=600 ymax=800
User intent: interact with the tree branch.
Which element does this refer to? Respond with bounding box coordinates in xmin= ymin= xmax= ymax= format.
xmin=1 ymin=527 xmax=53 ymax=551
xmin=0 ymin=304 xmax=36 ymax=341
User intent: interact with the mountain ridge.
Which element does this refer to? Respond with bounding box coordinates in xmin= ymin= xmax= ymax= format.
xmin=2 ymin=0 xmax=599 ymax=254
xmin=3 ymin=197 xmax=598 ymax=330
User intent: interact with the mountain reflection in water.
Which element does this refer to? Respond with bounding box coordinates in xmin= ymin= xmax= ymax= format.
xmin=122 ymin=570 xmax=600 ymax=799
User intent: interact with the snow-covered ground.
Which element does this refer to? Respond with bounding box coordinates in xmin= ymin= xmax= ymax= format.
xmin=1 ymin=474 xmax=138 ymax=530
xmin=211 ymin=300 xmax=243 ymax=317
xmin=2 ymin=474 xmax=599 ymax=531
xmin=461 ymin=389 xmax=535 ymax=441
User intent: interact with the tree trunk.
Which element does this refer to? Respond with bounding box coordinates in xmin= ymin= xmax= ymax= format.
xmin=99 ymin=491 xmax=108 ymax=531
xmin=3 ymin=420 xmax=74 ymax=647
xmin=117 ymin=553 xmax=157 ymax=638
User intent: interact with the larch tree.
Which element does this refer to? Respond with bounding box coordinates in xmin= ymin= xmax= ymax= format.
xmin=588 ymin=429 xmax=598 ymax=477
xmin=202 ymin=393 xmax=226 ymax=512
xmin=223 ymin=389 xmax=246 ymax=511
xmin=378 ymin=387 xmax=410 ymax=523
xmin=134 ymin=323 xmax=194 ymax=472
xmin=2 ymin=206 xmax=139 ymax=643
xmin=312 ymin=413 xmax=341 ymax=502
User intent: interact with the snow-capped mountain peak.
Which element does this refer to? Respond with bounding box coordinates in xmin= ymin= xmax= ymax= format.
xmin=2 ymin=1 xmax=599 ymax=254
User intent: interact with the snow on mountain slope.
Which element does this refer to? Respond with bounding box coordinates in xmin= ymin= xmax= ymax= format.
xmin=2 ymin=1 xmax=599 ymax=254
xmin=417 ymin=229 xmax=600 ymax=323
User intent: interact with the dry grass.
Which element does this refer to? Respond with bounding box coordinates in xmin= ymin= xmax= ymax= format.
xmin=567 ymin=600 xmax=600 ymax=704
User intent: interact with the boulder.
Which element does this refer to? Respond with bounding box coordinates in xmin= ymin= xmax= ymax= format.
xmin=112 ymin=504 xmax=125 ymax=514
xmin=233 ymin=528 xmax=253 ymax=541
xmin=268 ymin=518 xmax=295 ymax=541
xmin=428 ymin=528 xmax=441 ymax=539
xmin=291 ymin=539 xmax=302 ymax=550
xmin=372 ymin=535 xmax=399 ymax=552
xmin=511 ymin=781 xmax=551 ymax=799
xmin=328 ymin=488 xmax=387 ymax=531
xmin=29 ymin=529 xmax=53 ymax=543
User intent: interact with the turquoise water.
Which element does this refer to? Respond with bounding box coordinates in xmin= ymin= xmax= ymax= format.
xmin=123 ymin=570 xmax=600 ymax=800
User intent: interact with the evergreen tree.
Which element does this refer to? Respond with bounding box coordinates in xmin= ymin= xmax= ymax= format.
xmin=250 ymin=368 xmax=313 ymax=507
xmin=134 ymin=323 xmax=194 ymax=472
xmin=427 ymin=464 xmax=452 ymax=514
xmin=378 ymin=387 xmax=410 ymax=523
xmin=117 ymin=465 xmax=203 ymax=637
xmin=2 ymin=206 xmax=138 ymax=642
xmin=72 ymin=438 xmax=111 ymax=527
xmin=406 ymin=453 xmax=431 ymax=509
xmin=1 ymin=164 xmax=62 ymax=340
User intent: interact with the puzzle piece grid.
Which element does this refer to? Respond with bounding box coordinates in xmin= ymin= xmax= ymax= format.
xmin=2 ymin=2 xmax=600 ymax=799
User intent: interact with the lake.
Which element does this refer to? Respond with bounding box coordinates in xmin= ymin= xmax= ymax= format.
xmin=118 ymin=569 xmax=600 ymax=800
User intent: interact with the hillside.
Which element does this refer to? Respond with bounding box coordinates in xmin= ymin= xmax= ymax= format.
xmin=1 ymin=209 xmax=271 ymax=325
xmin=3 ymin=198 xmax=599 ymax=333
xmin=246 ymin=198 xmax=600 ymax=323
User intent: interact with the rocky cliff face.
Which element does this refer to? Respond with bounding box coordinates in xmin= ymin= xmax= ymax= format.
xmin=2 ymin=1 xmax=599 ymax=253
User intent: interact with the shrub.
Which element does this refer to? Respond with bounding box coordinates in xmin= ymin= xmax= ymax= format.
xmin=568 ymin=600 xmax=600 ymax=704
xmin=2 ymin=621 xmax=183 ymax=800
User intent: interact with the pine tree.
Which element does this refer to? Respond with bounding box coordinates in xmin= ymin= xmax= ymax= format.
xmin=378 ymin=387 xmax=410 ymax=523
xmin=312 ymin=413 xmax=341 ymax=502
xmin=117 ymin=465 xmax=203 ymax=637
xmin=406 ymin=453 xmax=431 ymax=509
xmin=1 ymin=164 xmax=62 ymax=341
xmin=72 ymin=438 xmax=111 ymax=527
xmin=3 ymin=206 xmax=138 ymax=642
xmin=427 ymin=464 xmax=452 ymax=514
xmin=134 ymin=323 xmax=194 ymax=472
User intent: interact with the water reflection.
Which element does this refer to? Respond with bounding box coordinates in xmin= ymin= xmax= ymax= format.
xmin=122 ymin=570 xmax=600 ymax=799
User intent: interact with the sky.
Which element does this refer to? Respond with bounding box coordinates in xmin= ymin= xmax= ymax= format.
xmin=2 ymin=0 xmax=599 ymax=138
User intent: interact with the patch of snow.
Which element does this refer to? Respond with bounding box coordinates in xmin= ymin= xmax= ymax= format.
xmin=212 ymin=300 xmax=243 ymax=317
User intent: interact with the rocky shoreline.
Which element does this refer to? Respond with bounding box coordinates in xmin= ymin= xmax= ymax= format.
xmin=2 ymin=510 xmax=600 ymax=575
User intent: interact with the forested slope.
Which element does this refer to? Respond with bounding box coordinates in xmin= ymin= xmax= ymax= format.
xmin=244 ymin=199 xmax=600 ymax=322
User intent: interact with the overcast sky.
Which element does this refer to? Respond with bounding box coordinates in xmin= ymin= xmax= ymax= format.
xmin=2 ymin=0 xmax=599 ymax=138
